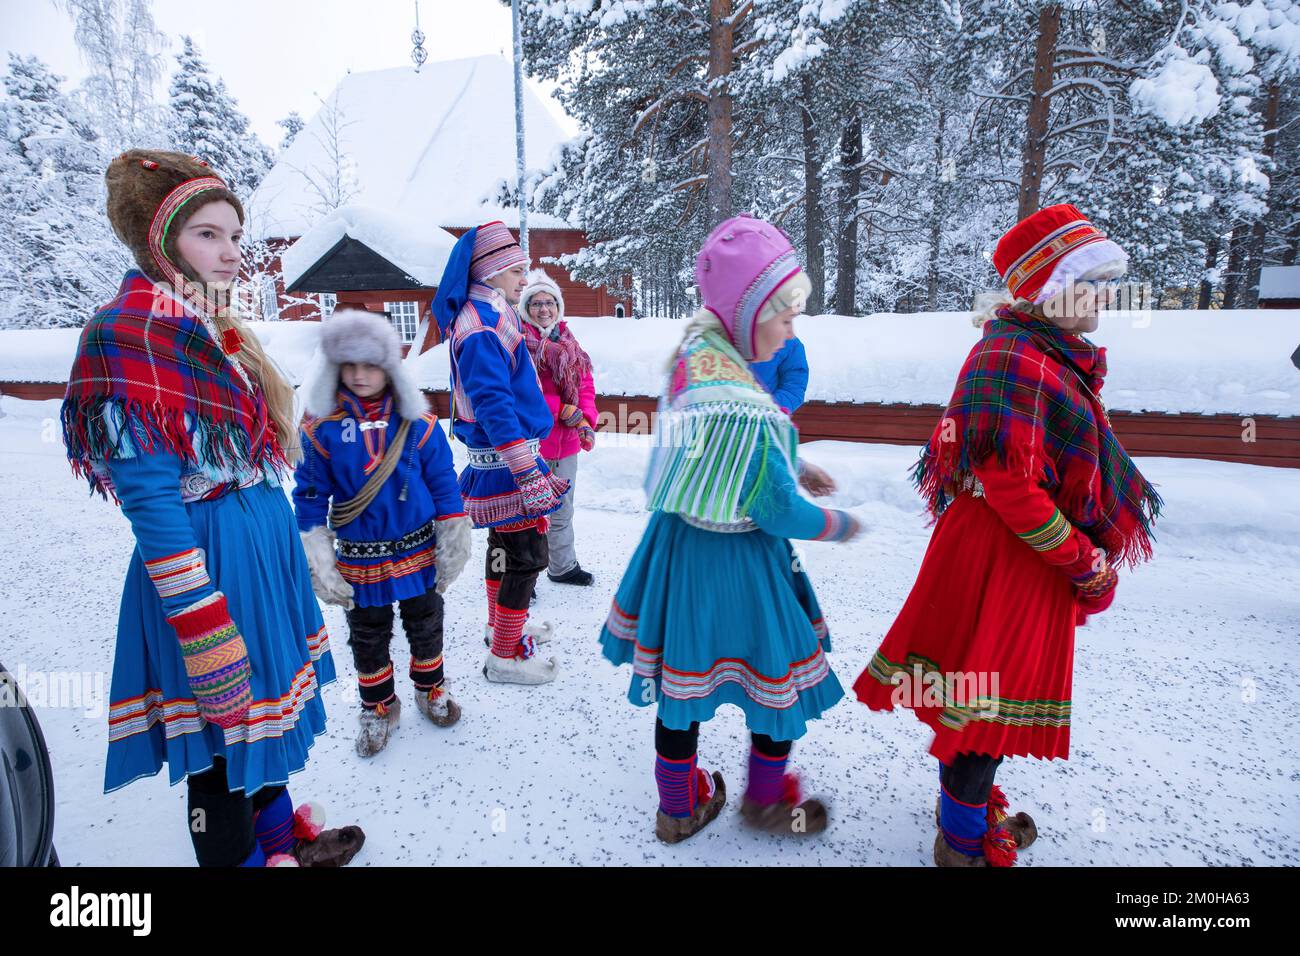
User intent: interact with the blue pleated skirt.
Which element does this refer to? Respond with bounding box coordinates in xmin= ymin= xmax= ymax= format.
xmin=104 ymin=480 xmax=336 ymax=795
xmin=599 ymin=511 xmax=843 ymax=742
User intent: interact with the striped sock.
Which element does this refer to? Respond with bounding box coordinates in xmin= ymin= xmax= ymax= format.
xmin=357 ymin=661 xmax=396 ymax=710
xmin=410 ymin=654 xmax=444 ymax=692
xmin=485 ymin=579 xmax=501 ymax=631
xmin=490 ymin=605 xmax=529 ymax=658
xmin=253 ymin=789 xmax=297 ymax=858
xmin=745 ymin=748 xmax=789 ymax=806
xmin=938 ymin=782 xmax=988 ymax=857
xmin=654 ymin=752 xmax=698 ymax=818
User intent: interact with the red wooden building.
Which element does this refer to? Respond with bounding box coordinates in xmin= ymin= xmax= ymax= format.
xmin=243 ymin=54 xmax=629 ymax=350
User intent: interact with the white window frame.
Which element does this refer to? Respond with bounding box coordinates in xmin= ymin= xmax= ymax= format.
xmin=385 ymin=300 xmax=420 ymax=344
xmin=319 ymin=293 xmax=337 ymax=320
xmin=260 ymin=277 xmax=280 ymax=321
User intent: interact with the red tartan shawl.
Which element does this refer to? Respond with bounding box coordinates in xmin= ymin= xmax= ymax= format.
xmin=61 ymin=271 xmax=288 ymax=500
xmin=913 ymin=308 xmax=1162 ymax=567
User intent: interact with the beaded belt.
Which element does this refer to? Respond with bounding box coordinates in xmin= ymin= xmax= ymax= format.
xmin=337 ymin=518 xmax=437 ymax=559
xmin=466 ymin=438 xmax=542 ymax=470
xmin=179 ymin=469 xmax=267 ymax=503
xmin=955 ymin=474 xmax=986 ymax=499
xmin=677 ymin=513 xmax=757 ymax=534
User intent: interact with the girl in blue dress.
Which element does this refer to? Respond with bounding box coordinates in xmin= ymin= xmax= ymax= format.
xmin=61 ymin=150 xmax=363 ymax=866
xmin=599 ymin=216 xmax=861 ymax=844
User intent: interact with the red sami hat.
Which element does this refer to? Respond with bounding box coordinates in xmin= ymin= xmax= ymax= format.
xmin=993 ymin=204 xmax=1111 ymax=303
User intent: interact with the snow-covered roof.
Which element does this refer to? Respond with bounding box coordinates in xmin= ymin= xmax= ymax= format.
xmin=247 ymin=55 xmax=575 ymax=241
xmin=280 ymin=203 xmax=457 ymax=290
xmin=1259 ymin=265 xmax=1300 ymax=301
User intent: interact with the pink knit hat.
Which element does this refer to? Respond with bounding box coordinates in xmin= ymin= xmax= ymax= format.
xmin=470 ymin=220 xmax=528 ymax=282
xmin=696 ymin=215 xmax=804 ymax=361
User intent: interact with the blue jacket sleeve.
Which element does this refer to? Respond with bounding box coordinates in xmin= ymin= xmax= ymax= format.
xmin=740 ymin=431 xmax=853 ymax=541
xmin=291 ymin=424 xmax=333 ymax=532
xmin=102 ymin=416 xmax=216 ymax=618
xmin=771 ymin=338 xmax=809 ymax=413
xmin=454 ymin=330 xmax=526 ymax=450
xmin=418 ymin=418 xmax=467 ymax=519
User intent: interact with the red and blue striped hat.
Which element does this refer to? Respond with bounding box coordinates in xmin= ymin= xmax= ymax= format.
xmin=993 ymin=204 xmax=1127 ymax=303
xmin=469 ymin=220 xmax=528 ymax=282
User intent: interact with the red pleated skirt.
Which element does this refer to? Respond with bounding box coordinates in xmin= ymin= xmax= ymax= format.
xmin=853 ymin=491 xmax=1078 ymax=762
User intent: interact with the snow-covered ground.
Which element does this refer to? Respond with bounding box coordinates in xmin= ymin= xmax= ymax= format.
xmin=1 ymin=396 xmax=1297 ymax=866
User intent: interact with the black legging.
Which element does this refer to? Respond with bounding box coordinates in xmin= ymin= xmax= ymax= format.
xmin=940 ymin=752 xmax=1004 ymax=805
xmin=654 ymin=717 xmax=792 ymax=761
xmin=486 ymin=526 xmax=548 ymax=610
xmin=186 ymin=757 xmax=285 ymax=867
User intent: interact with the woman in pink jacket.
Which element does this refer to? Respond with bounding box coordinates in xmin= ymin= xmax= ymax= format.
xmin=520 ymin=270 xmax=599 ymax=586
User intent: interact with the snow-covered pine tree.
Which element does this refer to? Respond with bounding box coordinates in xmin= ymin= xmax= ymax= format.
xmin=521 ymin=0 xmax=771 ymax=316
xmin=57 ymin=0 xmax=169 ymax=151
xmin=169 ymin=36 xmax=273 ymax=196
xmin=749 ymin=0 xmax=1002 ymax=314
xmin=0 ymin=55 xmax=128 ymax=328
xmin=1217 ymin=0 xmax=1300 ymax=305
xmin=277 ymin=111 xmax=305 ymax=152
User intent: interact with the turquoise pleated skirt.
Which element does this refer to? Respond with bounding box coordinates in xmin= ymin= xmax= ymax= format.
xmin=599 ymin=511 xmax=843 ymax=741
xmin=104 ymin=481 xmax=336 ymax=795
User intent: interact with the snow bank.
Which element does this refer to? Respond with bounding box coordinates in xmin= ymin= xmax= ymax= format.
xmin=6 ymin=308 xmax=1297 ymax=417
xmin=409 ymin=308 xmax=1300 ymax=416
xmin=0 ymin=321 xmax=325 ymax=388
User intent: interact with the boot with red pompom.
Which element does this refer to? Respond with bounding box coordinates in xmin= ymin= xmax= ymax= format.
xmin=265 ymin=802 xmax=366 ymax=867
xmin=739 ymin=772 xmax=829 ymax=836
xmin=986 ymin=784 xmax=1038 ymax=850
xmin=654 ymin=763 xmax=727 ymax=844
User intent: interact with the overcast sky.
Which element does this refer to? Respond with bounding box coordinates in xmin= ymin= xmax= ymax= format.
xmin=1 ymin=0 xmax=576 ymax=145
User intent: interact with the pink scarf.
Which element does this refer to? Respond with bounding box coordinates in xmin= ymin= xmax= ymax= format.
xmin=522 ymin=318 xmax=592 ymax=407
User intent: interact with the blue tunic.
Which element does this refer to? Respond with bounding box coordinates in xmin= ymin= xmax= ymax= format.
xmin=292 ymin=387 xmax=466 ymax=607
xmin=447 ymin=283 xmax=566 ymax=528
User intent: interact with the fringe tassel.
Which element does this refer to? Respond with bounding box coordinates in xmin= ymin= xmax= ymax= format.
xmin=986 ymin=784 xmax=1010 ymax=829
xmin=914 ymin=418 xmax=1161 ymax=568
xmin=61 ymin=396 xmax=287 ymax=499
xmin=646 ymin=400 xmax=795 ymax=525
xmin=982 ymin=825 xmax=1019 ymax=867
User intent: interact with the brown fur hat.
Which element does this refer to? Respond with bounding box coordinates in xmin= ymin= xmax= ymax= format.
xmin=105 ymin=149 xmax=245 ymax=281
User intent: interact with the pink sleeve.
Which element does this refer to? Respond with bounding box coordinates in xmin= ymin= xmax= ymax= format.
xmin=543 ymin=387 xmax=562 ymax=420
xmin=579 ymin=367 xmax=599 ymax=426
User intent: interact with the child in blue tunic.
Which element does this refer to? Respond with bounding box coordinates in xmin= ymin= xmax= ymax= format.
xmin=294 ymin=309 xmax=472 ymax=756
xmin=61 ymin=149 xmax=362 ymax=866
xmin=600 ymin=215 xmax=862 ymax=844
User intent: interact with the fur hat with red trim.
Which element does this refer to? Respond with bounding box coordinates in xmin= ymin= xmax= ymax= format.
xmin=993 ymin=203 xmax=1128 ymax=304
xmin=105 ymin=149 xmax=244 ymax=282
